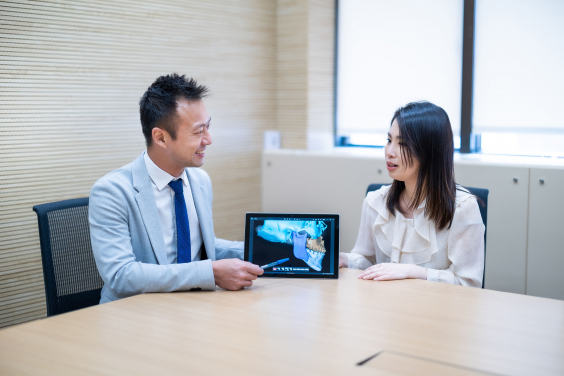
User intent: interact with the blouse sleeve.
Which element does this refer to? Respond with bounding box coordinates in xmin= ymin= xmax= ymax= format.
xmin=426 ymin=197 xmax=485 ymax=287
xmin=346 ymin=198 xmax=377 ymax=270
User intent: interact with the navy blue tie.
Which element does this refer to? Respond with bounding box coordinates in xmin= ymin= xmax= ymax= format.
xmin=168 ymin=179 xmax=191 ymax=263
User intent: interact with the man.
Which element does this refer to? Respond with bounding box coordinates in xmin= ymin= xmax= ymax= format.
xmin=89 ymin=74 xmax=263 ymax=303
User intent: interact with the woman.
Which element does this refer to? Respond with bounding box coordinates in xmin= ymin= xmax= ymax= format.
xmin=339 ymin=101 xmax=484 ymax=287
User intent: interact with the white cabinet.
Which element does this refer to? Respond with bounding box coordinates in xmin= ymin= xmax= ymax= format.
xmin=455 ymin=163 xmax=529 ymax=294
xmin=526 ymin=168 xmax=564 ymax=300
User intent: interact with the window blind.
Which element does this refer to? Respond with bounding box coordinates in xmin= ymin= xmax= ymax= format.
xmin=337 ymin=0 xmax=464 ymax=138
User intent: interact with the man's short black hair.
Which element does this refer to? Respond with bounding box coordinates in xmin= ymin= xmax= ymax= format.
xmin=139 ymin=74 xmax=209 ymax=146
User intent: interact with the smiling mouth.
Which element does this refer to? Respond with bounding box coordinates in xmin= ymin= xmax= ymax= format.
xmin=387 ymin=162 xmax=398 ymax=167
xmin=195 ymin=151 xmax=205 ymax=155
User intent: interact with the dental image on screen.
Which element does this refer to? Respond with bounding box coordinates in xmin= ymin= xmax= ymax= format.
xmin=248 ymin=217 xmax=335 ymax=275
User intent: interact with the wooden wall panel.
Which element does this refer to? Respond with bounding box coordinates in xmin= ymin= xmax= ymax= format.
xmin=307 ymin=0 xmax=335 ymax=150
xmin=276 ymin=0 xmax=308 ymax=149
xmin=276 ymin=0 xmax=335 ymax=150
xmin=0 ymin=0 xmax=276 ymax=327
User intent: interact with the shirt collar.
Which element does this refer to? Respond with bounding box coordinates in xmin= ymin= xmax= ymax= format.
xmin=143 ymin=151 xmax=188 ymax=191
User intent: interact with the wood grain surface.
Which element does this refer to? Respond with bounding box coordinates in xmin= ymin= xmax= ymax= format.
xmin=0 ymin=0 xmax=276 ymax=327
xmin=0 ymin=268 xmax=563 ymax=375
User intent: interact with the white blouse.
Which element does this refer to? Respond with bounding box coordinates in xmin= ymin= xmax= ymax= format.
xmin=346 ymin=185 xmax=485 ymax=287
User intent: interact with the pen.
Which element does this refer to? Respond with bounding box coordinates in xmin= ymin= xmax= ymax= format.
xmin=260 ymin=258 xmax=290 ymax=269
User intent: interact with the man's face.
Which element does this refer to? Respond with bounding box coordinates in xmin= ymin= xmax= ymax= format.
xmin=167 ymin=99 xmax=212 ymax=169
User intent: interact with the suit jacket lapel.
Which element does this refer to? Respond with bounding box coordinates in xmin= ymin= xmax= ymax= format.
xmin=132 ymin=153 xmax=168 ymax=265
xmin=186 ymin=169 xmax=216 ymax=261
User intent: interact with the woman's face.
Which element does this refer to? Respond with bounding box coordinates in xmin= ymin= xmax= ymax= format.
xmin=385 ymin=119 xmax=420 ymax=184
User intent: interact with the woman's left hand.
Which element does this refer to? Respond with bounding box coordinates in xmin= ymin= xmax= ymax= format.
xmin=357 ymin=263 xmax=427 ymax=281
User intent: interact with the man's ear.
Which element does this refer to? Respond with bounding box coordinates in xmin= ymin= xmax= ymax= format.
xmin=152 ymin=127 xmax=168 ymax=148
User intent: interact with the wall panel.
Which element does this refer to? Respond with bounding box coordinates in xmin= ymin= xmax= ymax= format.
xmin=276 ymin=0 xmax=308 ymax=149
xmin=0 ymin=0 xmax=276 ymax=327
xmin=275 ymin=0 xmax=335 ymax=149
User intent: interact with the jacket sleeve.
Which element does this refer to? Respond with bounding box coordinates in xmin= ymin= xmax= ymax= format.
xmin=89 ymin=177 xmax=216 ymax=301
xmin=214 ymin=238 xmax=244 ymax=260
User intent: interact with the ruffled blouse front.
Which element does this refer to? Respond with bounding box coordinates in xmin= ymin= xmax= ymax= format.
xmin=346 ymin=185 xmax=485 ymax=287
xmin=371 ymin=187 xmax=439 ymax=265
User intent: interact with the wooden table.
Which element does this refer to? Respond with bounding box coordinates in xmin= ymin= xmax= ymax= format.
xmin=0 ymin=268 xmax=563 ymax=375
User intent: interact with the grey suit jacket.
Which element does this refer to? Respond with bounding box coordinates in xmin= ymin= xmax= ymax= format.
xmin=89 ymin=152 xmax=243 ymax=303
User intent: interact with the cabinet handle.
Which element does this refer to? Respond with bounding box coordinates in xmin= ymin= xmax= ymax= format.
xmin=539 ymin=179 xmax=544 ymax=185
xmin=513 ymin=177 xmax=518 ymax=183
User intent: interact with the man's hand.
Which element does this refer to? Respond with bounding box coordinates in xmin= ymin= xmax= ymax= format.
xmin=357 ymin=263 xmax=427 ymax=281
xmin=211 ymin=259 xmax=264 ymax=290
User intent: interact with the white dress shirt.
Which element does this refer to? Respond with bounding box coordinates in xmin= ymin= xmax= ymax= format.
xmin=346 ymin=185 xmax=485 ymax=287
xmin=144 ymin=151 xmax=204 ymax=264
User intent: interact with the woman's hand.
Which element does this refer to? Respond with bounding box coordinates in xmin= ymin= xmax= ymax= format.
xmin=338 ymin=253 xmax=348 ymax=268
xmin=357 ymin=263 xmax=427 ymax=281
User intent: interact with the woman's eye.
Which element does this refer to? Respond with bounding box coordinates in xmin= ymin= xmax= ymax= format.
xmin=386 ymin=138 xmax=391 ymax=143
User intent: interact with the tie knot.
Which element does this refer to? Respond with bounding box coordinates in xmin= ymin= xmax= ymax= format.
xmin=168 ymin=179 xmax=184 ymax=195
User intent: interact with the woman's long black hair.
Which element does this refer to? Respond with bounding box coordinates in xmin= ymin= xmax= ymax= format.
xmin=386 ymin=101 xmax=457 ymax=230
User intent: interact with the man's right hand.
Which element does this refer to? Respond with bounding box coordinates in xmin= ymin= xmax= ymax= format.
xmin=211 ymin=259 xmax=264 ymax=290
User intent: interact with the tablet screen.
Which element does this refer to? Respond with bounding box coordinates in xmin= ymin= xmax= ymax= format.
xmin=244 ymin=213 xmax=339 ymax=278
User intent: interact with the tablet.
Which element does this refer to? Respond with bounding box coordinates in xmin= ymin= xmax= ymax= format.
xmin=244 ymin=213 xmax=339 ymax=278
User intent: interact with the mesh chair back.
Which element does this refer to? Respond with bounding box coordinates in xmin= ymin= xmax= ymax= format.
xmin=33 ymin=198 xmax=103 ymax=316
xmin=366 ymin=184 xmax=488 ymax=288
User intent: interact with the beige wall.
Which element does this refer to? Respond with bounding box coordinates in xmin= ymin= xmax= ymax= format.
xmin=276 ymin=0 xmax=335 ymax=149
xmin=0 ymin=0 xmax=277 ymax=327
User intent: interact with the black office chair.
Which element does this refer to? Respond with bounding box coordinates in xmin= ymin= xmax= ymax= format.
xmin=366 ymin=184 xmax=488 ymax=288
xmin=33 ymin=197 xmax=103 ymax=316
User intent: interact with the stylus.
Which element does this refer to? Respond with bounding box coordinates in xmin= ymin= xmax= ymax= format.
xmin=260 ymin=258 xmax=290 ymax=269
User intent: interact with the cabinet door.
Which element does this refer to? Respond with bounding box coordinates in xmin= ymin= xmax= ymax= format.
xmin=262 ymin=152 xmax=392 ymax=253
xmin=455 ymin=163 xmax=529 ymax=294
xmin=527 ymin=168 xmax=564 ymax=300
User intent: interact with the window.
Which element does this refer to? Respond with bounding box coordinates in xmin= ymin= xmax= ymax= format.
xmin=474 ymin=0 xmax=564 ymax=157
xmin=336 ymin=0 xmax=564 ymax=157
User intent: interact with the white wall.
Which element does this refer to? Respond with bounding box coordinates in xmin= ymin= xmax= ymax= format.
xmin=262 ymin=149 xmax=564 ymax=299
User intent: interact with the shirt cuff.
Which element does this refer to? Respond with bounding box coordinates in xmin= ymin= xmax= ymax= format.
xmin=426 ymin=268 xmax=454 ymax=284
xmin=426 ymin=268 xmax=440 ymax=282
xmin=345 ymin=253 xmax=356 ymax=269
xmin=345 ymin=252 xmax=373 ymax=270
